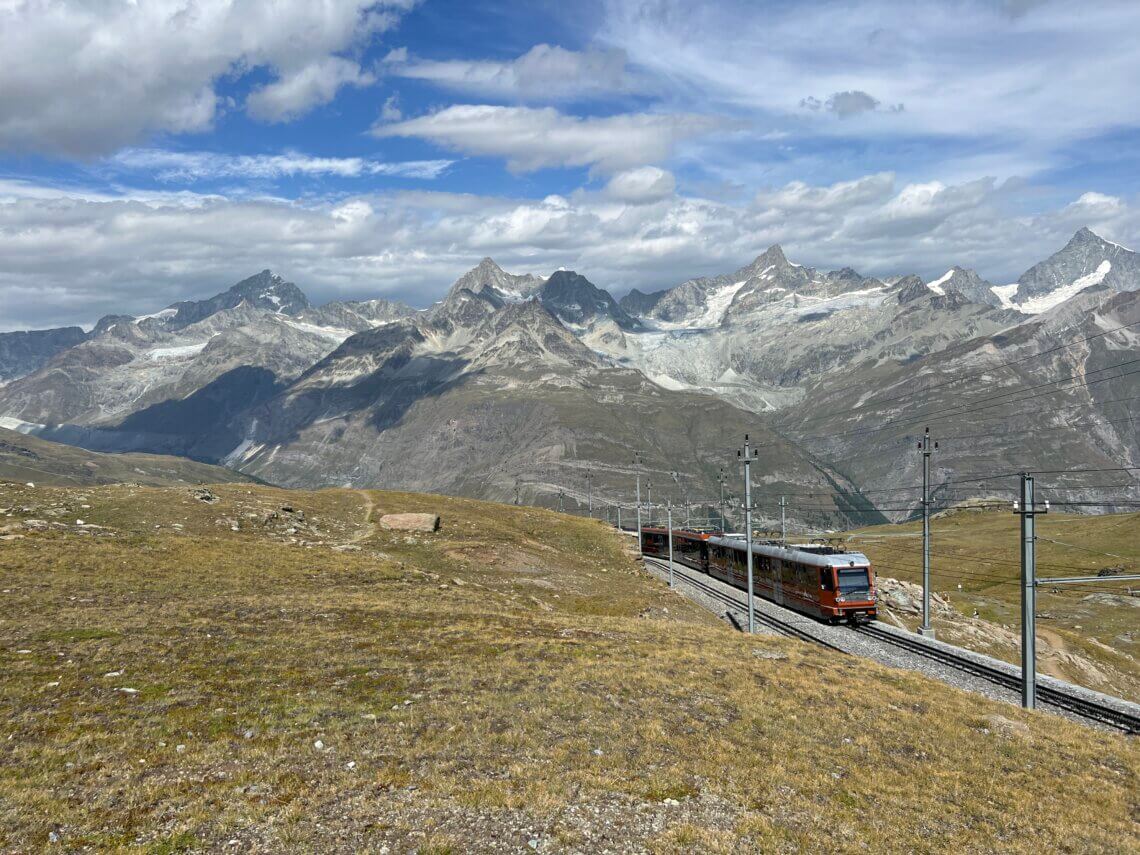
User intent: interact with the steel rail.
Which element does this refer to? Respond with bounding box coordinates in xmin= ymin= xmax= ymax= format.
xmin=852 ymin=623 xmax=1140 ymax=734
xmin=643 ymin=556 xmax=846 ymax=652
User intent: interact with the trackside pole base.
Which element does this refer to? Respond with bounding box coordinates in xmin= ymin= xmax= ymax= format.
xmin=918 ymin=626 xmax=936 ymax=639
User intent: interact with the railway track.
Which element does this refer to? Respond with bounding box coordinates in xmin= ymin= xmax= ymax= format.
xmin=644 ymin=554 xmax=1140 ymax=734
xmin=643 ymin=557 xmax=846 ymax=651
xmin=852 ymin=623 xmax=1140 ymax=735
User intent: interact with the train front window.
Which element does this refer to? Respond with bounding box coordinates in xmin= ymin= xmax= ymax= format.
xmin=837 ymin=568 xmax=870 ymax=596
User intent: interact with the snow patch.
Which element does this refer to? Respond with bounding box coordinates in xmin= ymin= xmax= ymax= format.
xmin=990 ymin=284 xmax=1020 ymax=310
xmin=133 ymin=307 xmax=177 ymax=325
xmin=926 ymin=269 xmax=954 ymax=296
xmin=146 ymin=340 xmax=212 ymax=360
xmin=650 ymin=373 xmax=690 ymax=391
xmin=279 ymin=318 xmax=356 ymax=343
xmin=1019 ymin=260 xmax=1112 ymax=314
xmin=656 ymin=279 xmax=749 ymax=330
xmin=223 ymin=419 xmax=261 ymax=466
xmin=0 ymin=417 xmax=44 ymax=433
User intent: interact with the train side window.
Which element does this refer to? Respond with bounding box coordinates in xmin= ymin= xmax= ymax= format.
xmin=820 ymin=568 xmax=834 ymax=591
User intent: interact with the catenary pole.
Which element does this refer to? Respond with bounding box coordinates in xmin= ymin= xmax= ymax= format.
xmin=738 ymin=435 xmax=758 ymax=633
xmin=779 ymin=496 xmax=787 ymax=543
xmin=634 ymin=453 xmax=643 ymax=552
xmin=667 ymin=504 xmax=674 ymax=588
xmin=919 ymin=428 xmax=938 ymax=638
xmin=1017 ymin=473 xmax=1044 ymax=709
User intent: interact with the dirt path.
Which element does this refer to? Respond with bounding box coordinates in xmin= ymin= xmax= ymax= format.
xmin=349 ymin=490 xmax=376 ymax=544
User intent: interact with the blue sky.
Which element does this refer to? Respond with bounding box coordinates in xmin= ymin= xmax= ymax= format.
xmin=1 ymin=0 xmax=1138 ymax=329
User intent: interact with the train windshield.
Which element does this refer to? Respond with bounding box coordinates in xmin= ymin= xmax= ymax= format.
xmin=837 ymin=567 xmax=871 ymax=597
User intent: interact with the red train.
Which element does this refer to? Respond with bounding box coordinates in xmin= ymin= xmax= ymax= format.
xmin=640 ymin=526 xmax=878 ymax=623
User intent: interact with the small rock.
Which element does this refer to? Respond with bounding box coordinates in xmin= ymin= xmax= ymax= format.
xmin=663 ymin=798 xmax=680 ymax=806
xmin=981 ymin=713 xmax=1030 ymax=738
xmin=752 ymin=648 xmax=789 ymax=661
xmin=346 ymin=760 xmax=356 ymax=770
xmin=313 ymin=739 xmax=325 ymax=751
xmin=243 ymin=728 xmax=255 ymax=740
xmin=175 ymin=744 xmax=187 ymax=753
xmin=592 ymin=748 xmax=603 ymax=756
xmin=48 ymin=831 xmax=59 ymax=844
xmin=116 ymin=687 xmax=139 ymax=694
xmin=379 ymin=513 xmax=440 ymax=533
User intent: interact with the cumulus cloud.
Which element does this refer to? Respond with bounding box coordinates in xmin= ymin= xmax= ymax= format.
xmin=604 ymin=167 xmax=676 ymax=203
xmin=246 ymin=58 xmax=376 ymax=123
xmin=754 ymin=173 xmax=894 ymax=212
xmin=391 ymin=44 xmax=631 ymax=99
xmin=1 ymin=174 xmax=1136 ymax=330
xmin=371 ymin=105 xmax=726 ymax=173
xmin=0 ymin=0 xmax=413 ymax=156
xmin=108 ymin=149 xmax=453 ymax=182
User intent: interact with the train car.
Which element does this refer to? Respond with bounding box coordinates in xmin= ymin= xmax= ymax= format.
xmin=638 ymin=526 xmax=712 ymax=567
xmin=641 ymin=527 xmax=876 ymax=623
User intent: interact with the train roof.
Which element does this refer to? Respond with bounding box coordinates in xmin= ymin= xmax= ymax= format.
xmin=707 ymin=536 xmax=871 ymax=568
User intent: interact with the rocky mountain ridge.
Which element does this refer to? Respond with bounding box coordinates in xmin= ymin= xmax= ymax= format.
xmin=0 ymin=227 xmax=1136 ymax=522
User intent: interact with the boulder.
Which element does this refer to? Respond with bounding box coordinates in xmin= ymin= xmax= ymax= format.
xmin=379 ymin=513 xmax=440 ymax=533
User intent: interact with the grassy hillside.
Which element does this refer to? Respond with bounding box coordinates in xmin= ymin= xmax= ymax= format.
xmin=0 ymin=427 xmax=255 ymax=487
xmin=842 ymin=508 xmax=1140 ymax=702
xmin=1 ymin=483 xmax=1137 ymax=852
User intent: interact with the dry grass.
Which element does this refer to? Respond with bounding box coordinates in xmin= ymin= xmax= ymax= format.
xmin=843 ymin=508 xmax=1140 ymax=701
xmin=1 ymin=482 xmax=1138 ymax=852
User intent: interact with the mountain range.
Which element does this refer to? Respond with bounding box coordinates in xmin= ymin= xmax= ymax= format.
xmin=1 ymin=228 xmax=1136 ymax=527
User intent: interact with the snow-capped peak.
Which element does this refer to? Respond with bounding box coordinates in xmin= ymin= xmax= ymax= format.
xmin=926 ymin=269 xmax=954 ymax=296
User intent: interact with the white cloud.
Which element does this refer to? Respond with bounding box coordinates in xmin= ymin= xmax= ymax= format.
xmin=598 ymin=0 xmax=1140 ymax=172
xmin=0 ymin=0 xmax=414 ymax=156
xmin=604 ymin=167 xmax=676 ymax=203
xmin=754 ymin=173 xmax=894 ymax=212
xmin=380 ymin=94 xmax=404 ymax=122
xmin=246 ymin=58 xmax=376 ymax=123
xmin=391 ymin=44 xmax=631 ymax=99
xmin=372 ymin=105 xmax=727 ymax=173
xmin=108 ymin=149 xmax=453 ymax=182
xmin=0 ymin=175 xmax=1135 ymax=331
